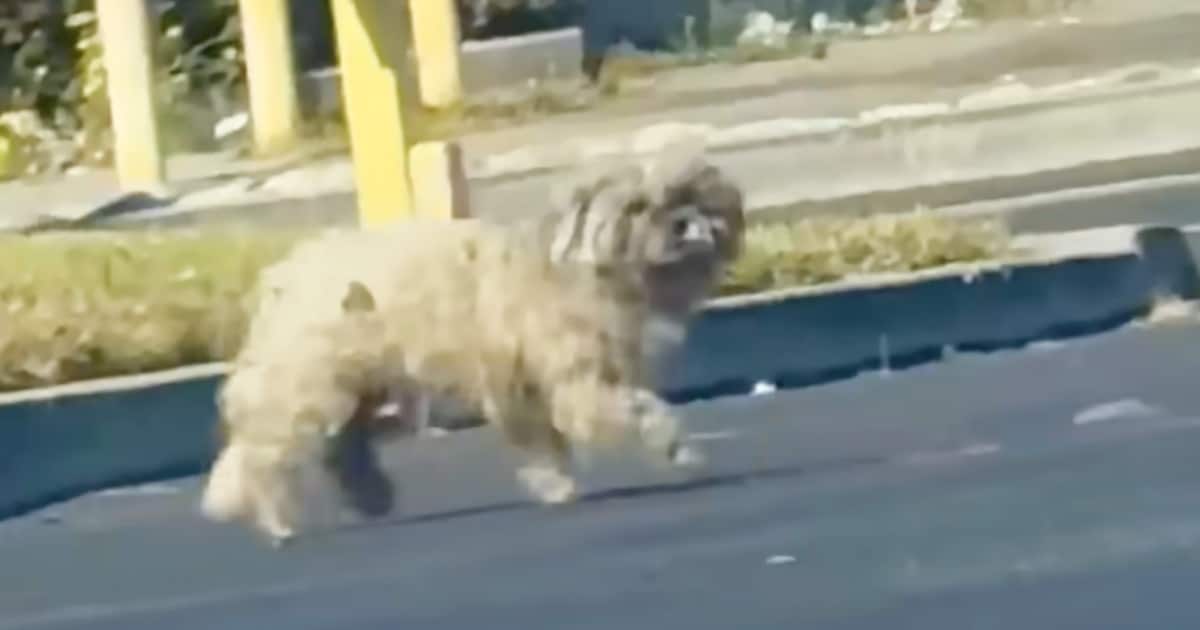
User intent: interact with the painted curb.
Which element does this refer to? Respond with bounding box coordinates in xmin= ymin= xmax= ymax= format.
xmin=0 ymin=365 xmax=226 ymax=521
xmin=2 ymin=224 xmax=1197 ymax=520
xmin=664 ymin=224 xmax=1200 ymax=400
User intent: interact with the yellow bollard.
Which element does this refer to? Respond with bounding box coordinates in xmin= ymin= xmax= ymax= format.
xmin=94 ymin=0 xmax=165 ymax=191
xmin=409 ymin=0 xmax=465 ymax=109
xmin=410 ymin=141 xmax=471 ymax=219
xmin=329 ymin=0 xmax=416 ymax=227
xmin=238 ymin=0 xmax=301 ymax=155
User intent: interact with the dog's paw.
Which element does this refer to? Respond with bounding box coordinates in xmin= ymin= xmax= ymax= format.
xmin=268 ymin=530 xmax=297 ymax=549
xmin=200 ymin=447 xmax=253 ymax=523
xmin=518 ymin=466 xmax=579 ymax=505
xmin=670 ymin=443 xmax=706 ymax=470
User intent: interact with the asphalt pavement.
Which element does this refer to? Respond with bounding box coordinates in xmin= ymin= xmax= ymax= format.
xmin=4 ymin=321 xmax=1200 ymax=629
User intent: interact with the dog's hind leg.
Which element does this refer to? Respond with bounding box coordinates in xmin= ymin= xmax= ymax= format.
xmin=203 ymin=440 xmax=303 ymax=546
xmin=322 ymin=404 xmax=397 ymax=519
xmin=201 ymin=442 xmax=254 ymax=524
xmin=250 ymin=462 xmax=302 ymax=547
xmin=321 ymin=378 xmax=439 ymax=519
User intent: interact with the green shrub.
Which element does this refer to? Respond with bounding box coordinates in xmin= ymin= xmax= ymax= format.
xmin=721 ymin=210 xmax=1010 ymax=295
xmin=0 ymin=0 xmax=244 ymax=174
xmin=0 ymin=229 xmax=298 ymax=390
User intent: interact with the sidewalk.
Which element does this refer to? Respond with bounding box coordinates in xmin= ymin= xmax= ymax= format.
xmin=460 ymin=0 xmax=1200 ymax=158
xmin=2 ymin=0 xmax=1198 ymax=232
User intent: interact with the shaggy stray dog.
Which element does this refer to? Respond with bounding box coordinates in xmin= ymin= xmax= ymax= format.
xmin=200 ymin=150 xmax=745 ymax=545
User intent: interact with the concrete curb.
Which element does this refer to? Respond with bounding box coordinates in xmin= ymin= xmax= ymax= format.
xmin=2 ymin=224 xmax=1197 ymax=520
xmin=664 ymin=224 xmax=1200 ymax=400
xmin=0 ymin=365 xmax=226 ymax=521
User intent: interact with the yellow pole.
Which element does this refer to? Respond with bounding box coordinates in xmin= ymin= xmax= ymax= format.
xmin=238 ymin=0 xmax=301 ymax=155
xmin=411 ymin=141 xmax=471 ymax=218
xmin=409 ymin=0 xmax=464 ymax=109
xmin=95 ymin=0 xmax=165 ymax=191
xmin=329 ymin=0 xmax=415 ymax=227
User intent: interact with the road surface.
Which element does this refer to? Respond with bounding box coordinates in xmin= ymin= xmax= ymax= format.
xmin=4 ymin=321 xmax=1200 ymax=629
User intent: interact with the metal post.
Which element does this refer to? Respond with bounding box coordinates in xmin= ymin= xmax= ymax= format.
xmin=95 ymin=0 xmax=165 ymax=191
xmin=329 ymin=0 xmax=416 ymax=226
xmin=238 ymin=0 xmax=302 ymax=155
xmin=409 ymin=0 xmax=464 ymax=109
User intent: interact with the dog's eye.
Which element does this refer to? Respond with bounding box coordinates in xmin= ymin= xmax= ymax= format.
xmin=672 ymin=217 xmax=690 ymax=237
xmin=626 ymin=198 xmax=649 ymax=216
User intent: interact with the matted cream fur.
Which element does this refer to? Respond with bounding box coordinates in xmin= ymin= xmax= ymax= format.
xmin=201 ymin=150 xmax=745 ymax=545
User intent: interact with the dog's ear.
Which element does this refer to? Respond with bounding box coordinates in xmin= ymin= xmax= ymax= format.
xmin=341 ymin=281 xmax=376 ymax=314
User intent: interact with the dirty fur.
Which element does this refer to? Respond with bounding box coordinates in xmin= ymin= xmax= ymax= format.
xmin=201 ymin=150 xmax=745 ymax=545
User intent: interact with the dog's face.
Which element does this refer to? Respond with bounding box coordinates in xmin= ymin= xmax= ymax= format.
xmin=542 ymin=154 xmax=744 ymax=319
xmin=548 ymin=157 xmax=745 ymax=272
xmin=638 ymin=162 xmax=744 ymax=269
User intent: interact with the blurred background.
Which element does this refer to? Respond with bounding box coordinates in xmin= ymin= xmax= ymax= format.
xmin=6 ymin=0 xmax=1185 ymax=178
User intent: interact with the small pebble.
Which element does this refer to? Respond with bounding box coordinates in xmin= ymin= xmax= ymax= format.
xmin=1073 ymin=398 xmax=1160 ymax=426
xmin=751 ymin=381 xmax=777 ymax=396
xmin=214 ymin=111 xmax=250 ymax=140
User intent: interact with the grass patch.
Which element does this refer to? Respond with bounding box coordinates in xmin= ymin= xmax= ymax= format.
xmin=0 ymin=229 xmax=300 ymax=391
xmin=0 ymin=210 xmax=1008 ymax=391
xmin=720 ymin=210 xmax=1011 ymax=295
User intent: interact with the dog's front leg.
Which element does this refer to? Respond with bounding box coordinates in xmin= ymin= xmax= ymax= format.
xmin=548 ymin=379 xmax=704 ymax=470
xmin=501 ymin=412 xmax=579 ymax=505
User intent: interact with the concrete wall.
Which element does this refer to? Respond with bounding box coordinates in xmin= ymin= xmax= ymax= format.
xmin=290 ymin=0 xmax=901 ymax=103
xmin=461 ymin=28 xmax=583 ymax=93
xmin=297 ymin=27 xmax=585 ymax=118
